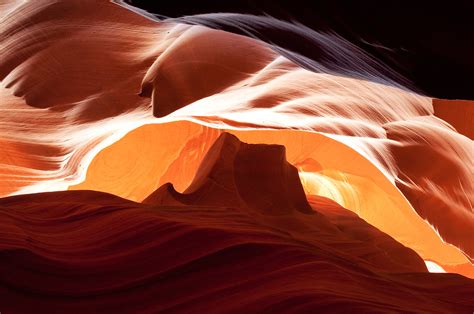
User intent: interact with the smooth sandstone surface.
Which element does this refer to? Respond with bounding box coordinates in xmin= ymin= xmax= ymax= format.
xmin=2 ymin=133 xmax=473 ymax=312
xmin=0 ymin=0 xmax=472 ymax=298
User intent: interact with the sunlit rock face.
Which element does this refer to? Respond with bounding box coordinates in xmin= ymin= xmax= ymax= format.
xmin=143 ymin=133 xmax=314 ymax=216
xmin=2 ymin=133 xmax=474 ymax=313
xmin=70 ymin=121 xmax=473 ymax=278
xmin=0 ymin=0 xmax=473 ymax=311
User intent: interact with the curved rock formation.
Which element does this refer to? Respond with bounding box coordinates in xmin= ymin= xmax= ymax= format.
xmin=73 ymin=122 xmax=473 ymax=277
xmin=0 ymin=0 xmax=472 ymax=288
xmin=2 ymin=133 xmax=473 ymax=312
xmin=144 ymin=132 xmax=313 ymax=215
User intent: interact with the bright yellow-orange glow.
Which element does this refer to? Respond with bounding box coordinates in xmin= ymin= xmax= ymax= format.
xmin=69 ymin=120 xmax=472 ymax=278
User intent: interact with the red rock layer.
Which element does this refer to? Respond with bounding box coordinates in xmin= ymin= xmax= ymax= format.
xmin=73 ymin=122 xmax=472 ymax=273
xmin=144 ymin=133 xmax=313 ymax=215
xmin=1 ymin=134 xmax=473 ymax=313
xmin=0 ymin=0 xmax=472 ymax=274
xmin=433 ymin=98 xmax=474 ymax=140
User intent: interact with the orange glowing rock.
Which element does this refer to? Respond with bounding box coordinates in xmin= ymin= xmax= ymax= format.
xmin=1 ymin=0 xmax=472 ymax=285
xmin=70 ymin=121 xmax=473 ymax=277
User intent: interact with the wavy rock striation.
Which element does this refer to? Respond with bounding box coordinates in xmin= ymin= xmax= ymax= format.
xmin=1 ymin=133 xmax=473 ymax=312
xmin=0 ymin=0 xmax=472 ymax=277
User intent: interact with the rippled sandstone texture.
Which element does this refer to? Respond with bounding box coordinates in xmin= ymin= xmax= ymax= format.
xmin=71 ymin=121 xmax=474 ymax=278
xmin=1 ymin=133 xmax=473 ymax=313
xmin=1 ymin=0 xmax=472 ymax=268
xmin=0 ymin=0 xmax=473 ymax=311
